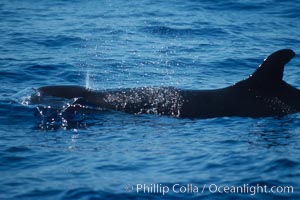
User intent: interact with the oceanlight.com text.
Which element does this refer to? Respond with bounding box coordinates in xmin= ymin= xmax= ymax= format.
xmin=124 ymin=183 xmax=294 ymax=196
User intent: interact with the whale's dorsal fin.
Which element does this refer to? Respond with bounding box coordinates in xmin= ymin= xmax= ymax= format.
xmin=245 ymin=49 xmax=295 ymax=89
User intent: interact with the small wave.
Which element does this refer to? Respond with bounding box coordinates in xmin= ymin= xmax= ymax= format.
xmin=62 ymin=188 xmax=140 ymax=200
xmin=15 ymin=189 xmax=63 ymax=200
xmin=264 ymin=158 xmax=299 ymax=173
xmin=25 ymin=64 xmax=74 ymax=71
xmin=36 ymin=35 xmax=84 ymax=48
xmin=140 ymin=25 xmax=228 ymax=38
xmin=267 ymin=7 xmax=300 ymax=18
xmin=5 ymin=146 xmax=32 ymax=153
xmin=22 ymin=64 xmax=81 ymax=84
xmin=63 ymin=187 xmax=99 ymax=199
xmin=1 ymin=155 xmax=26 ymax=163
xmin=204 ymin=1 xmax=267 ymax=11
xmin=9 ymin=35 xmax=84 ymax=48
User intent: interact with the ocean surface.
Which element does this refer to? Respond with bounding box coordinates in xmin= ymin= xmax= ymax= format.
xmin=1 ymin=0 xmax=300 ymax=199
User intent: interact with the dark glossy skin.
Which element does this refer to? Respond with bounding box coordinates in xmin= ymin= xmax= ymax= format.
xmin=179 ymin=81 xmax=300 ymax=118
xmin=37 ymin=49 xmax=300 ymax=118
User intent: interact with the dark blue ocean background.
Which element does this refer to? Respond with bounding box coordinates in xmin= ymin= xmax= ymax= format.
xmin=1 ymin=0 xmax=300 ymax=199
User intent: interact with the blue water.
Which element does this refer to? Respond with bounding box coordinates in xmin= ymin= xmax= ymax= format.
xmin=1 ymin=0 xmax=300 ymax=199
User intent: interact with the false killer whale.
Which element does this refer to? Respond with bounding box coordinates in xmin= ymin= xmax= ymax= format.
xmin=36 ymin=49 xmax=300 ymax=118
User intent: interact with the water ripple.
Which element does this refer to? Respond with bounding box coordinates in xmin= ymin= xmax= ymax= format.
xmin=140 ymin=26 xmax=228 ymax=38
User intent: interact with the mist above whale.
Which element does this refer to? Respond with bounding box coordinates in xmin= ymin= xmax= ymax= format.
xmin=36 ymin=49 xmax=300 ymax=118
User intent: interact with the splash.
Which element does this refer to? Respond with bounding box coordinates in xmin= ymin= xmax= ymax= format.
xmin=103 ymin=87 xmax=184 ymax=117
